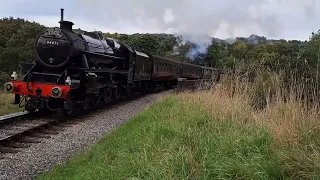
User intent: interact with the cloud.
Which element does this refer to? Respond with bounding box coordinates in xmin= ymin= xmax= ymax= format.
xmin=73 ymin=0 xmax=317 ymax=39
xmin=163 ymin=8 xmax=175 ymax=24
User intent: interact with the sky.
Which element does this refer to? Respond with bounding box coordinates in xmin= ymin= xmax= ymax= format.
xmin=0 ymin=0 xmax=318 ymax=41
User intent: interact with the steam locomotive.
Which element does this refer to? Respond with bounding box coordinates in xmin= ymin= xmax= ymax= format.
xmin=3 ymin=9 xmax=221 ymax=116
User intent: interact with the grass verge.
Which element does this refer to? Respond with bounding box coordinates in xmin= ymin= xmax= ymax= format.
xmin=38 ymin=93 xmax=287 ymax=180
xmin=0 ymin=92 xmax=22 ymax=116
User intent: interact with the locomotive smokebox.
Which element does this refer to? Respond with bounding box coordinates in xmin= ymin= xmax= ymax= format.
xmin=59 ymin=8 xmax=74 ymax=31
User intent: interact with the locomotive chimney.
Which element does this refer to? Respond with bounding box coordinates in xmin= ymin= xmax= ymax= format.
xmin=59 ymin=8 xmax=74 ymax=31
xmin=60 ymin=8 xmax=64 ymax=21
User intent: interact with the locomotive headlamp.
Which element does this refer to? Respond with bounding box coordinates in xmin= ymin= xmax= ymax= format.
xmin=65 ymin=76 xmax=71 ymax=85
xmin=11 ymin=71 xmax=18 ymax=80
xmin=4 ymin=82 xmax=14 ymax=93
xmin=51 ymin=87 xmax=62 ymax=98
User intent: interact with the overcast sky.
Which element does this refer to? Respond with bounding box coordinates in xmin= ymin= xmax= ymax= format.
xmin=0 ymin=0 xmax=318 ymax=41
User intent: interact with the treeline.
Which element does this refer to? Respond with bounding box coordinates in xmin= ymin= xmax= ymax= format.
xmin=0 ymin=17 xmax=45 ymax=83
xmin=1 ymin=17 xmax=320 ymax=99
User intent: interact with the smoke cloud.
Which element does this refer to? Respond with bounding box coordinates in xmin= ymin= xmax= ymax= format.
xmin=74 ymin=0 xmax=316 ymax=59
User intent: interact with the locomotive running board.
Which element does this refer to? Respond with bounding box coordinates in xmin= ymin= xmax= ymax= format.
xmin=79 ymin=68 xmax=128 ymax=75
xmin=82 ymin=51 xmax=125 ymax=60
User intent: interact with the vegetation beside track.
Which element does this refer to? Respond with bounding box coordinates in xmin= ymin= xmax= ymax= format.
xmin=0 ymin=92 xmax=22 ymax=116
xmin=37 ymin=76 xmax=320 ymax=179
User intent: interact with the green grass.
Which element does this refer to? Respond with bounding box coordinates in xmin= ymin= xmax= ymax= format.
xmin=0 ymin=92 xmax=22 ymax=116
xmin=38 ymin=95 xmax=284 ymax=180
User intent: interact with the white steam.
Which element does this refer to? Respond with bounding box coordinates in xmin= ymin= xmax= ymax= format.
xmin=175 ymin=34 xmax=213 ymax=60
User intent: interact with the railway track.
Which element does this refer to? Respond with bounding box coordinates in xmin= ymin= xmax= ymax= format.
xmin=0 ymin=111 xmax=30 ymax=124
xmin=0 ymin=113 xmax=58 ymax=155
xmin=0 ymin=107 xmax=110 ymax=157
xmin=0 ymin=110 xmax=106 ymax=158
xmin=0 ymin=107 xmax=87 ymax=156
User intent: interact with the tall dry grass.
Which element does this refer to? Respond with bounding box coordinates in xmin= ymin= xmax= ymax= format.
xmin=180 ymin=71 xmax=320 ymax=148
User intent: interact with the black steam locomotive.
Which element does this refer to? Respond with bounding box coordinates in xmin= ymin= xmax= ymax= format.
xmin=4 ymin=9 xmax=221 ymax=116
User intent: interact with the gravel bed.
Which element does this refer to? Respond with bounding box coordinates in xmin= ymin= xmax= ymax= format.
xmin=0 ymin=91 xmax=170 ymax=180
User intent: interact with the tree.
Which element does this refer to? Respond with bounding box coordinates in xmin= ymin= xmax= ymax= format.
xmin=207 ymin=42 xmax=228 ymax=68
xmin=230 ymin=41 xmax=248 ymax=60
xmin=0 ymin=19 xmax=45 ymax=74
xmin=0 ymin=17 xmax=26 ymax=48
